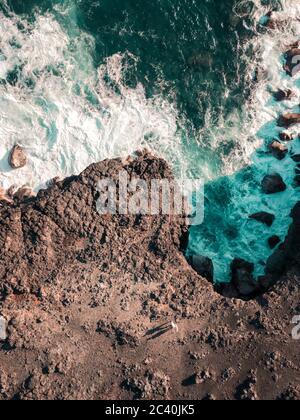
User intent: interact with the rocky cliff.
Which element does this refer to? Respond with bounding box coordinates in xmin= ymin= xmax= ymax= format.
xmin=0 ymin=152 xmax=299 ymax=400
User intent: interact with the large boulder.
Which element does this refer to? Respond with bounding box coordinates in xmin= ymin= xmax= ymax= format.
xmin=261 ymin=174 xmax=286 ymax=194
xmin=249 ymin=212 xmax=275 ymax=227
xmin=8 ymin=144 xmax=27 ymax=169
xmin=278 ymin=113 xmax=300 ymax=128
xmin=230 ymin=258 xmax=259 ymax=297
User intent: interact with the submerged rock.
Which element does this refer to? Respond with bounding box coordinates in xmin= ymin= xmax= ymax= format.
xmin=8 ymin=144 xmax=27 ymax=169
xmin=278 ymin=113 xmax=300 ymax=128
xmin=188 ymin=255 xmax=214 ymax=283
xmin=261 ymin=174 xmax=286 ymax=194
xmin=249 ymin=212 xmax=275 ymax=227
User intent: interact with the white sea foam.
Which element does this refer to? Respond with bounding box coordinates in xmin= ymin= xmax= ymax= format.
xmin=0 ymin=5 xmax=184 ymax=191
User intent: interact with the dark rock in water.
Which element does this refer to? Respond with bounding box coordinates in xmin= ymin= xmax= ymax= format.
xmin=230 ymin=258 xmax=259 ymax=297
xmin=278 ymin=113 xmax=300 ymax=128
xmin=279 ymin=132 xmax=293 ymax=142
xmin=8 ymin=144 xmax=27 ymax=169
xmin=291 ymin=154 xmax=300 ymax=163
xmin=269 ymin=141 xmax=288 ymax=160
xmin=294 ymin=175 xmax=300 ymax=187
xmin=290 ymin=202 xmax=300 ymax=225
xmin=189 ymin=255 xmax=214 ymax=283
xmin=249 ymin=212 xmax=275 ymax=227
xmin=284 ymin=48 xmax=300 ymax=76
xmin=273 ymin=89 xmax=294 ymax=102
xmin=268 ymin=236 xmax=281 ymax=249
xmin=261 ymin=174 xmax=286 ymax=194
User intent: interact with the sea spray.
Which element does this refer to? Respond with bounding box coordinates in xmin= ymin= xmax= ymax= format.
xmin=0 ymin=3 xmax=183 ymax=189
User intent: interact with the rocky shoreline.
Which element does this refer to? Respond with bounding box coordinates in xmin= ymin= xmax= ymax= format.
xmin=0 ymin=150 xmax=299 ymax=400
xmin=1 ymin=9 xmax=300 ymax=401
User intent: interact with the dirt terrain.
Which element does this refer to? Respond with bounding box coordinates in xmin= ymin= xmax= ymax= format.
xmin=0 ymin=151 xmax=299 ymax=400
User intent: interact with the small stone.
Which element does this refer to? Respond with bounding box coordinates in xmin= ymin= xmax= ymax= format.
xmin=195 ymin=369 xmax=213 ymax=384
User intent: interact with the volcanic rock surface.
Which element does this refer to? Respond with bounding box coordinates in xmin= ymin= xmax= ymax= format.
xmin=0 ymin=152 xmax=300 ymax=401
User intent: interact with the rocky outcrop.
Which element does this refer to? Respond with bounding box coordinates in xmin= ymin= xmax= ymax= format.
xmin=261 ymin=173 xmax=286 ymax=194
xmin=284 ymin=46 xmax=300 ymax=76
xmin=188 ymin=255 xmax=214 ymax=283
xmin=278 ymin=113 xmax=300 ymax=128
xmin=268 ymin=235 xmax=281 ymax=249
xmin=8 ymin=145 xmax=27 ymax=169
xmin=0 ymin=152 xmax=300 ymax=401
xmin=279 ymin=132 xmax=293 ymax=142
xmin=268 ymin=141 xmax=288 ymax=160
xmin=249 ymin=212 xmax=275 ymax=227
xmin=230 ymin=258 xmax=260 ymax=298
xmin=273 ymin=89 xmax=294 ymax=102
